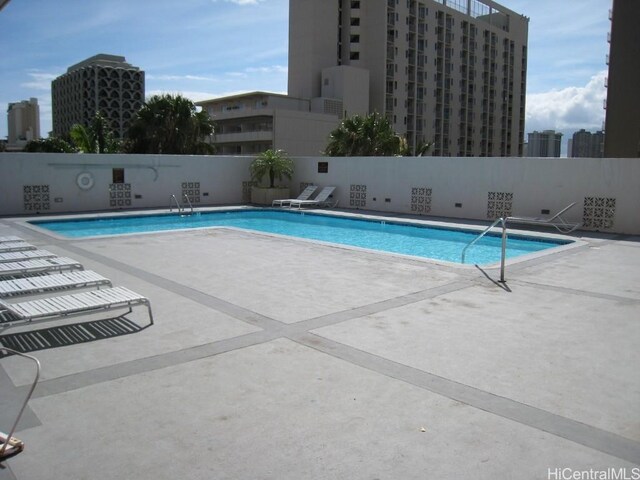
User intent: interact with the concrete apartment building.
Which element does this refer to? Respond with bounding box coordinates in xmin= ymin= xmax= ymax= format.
xmin=198 ymin=66 xmax=370 ymax=156
xmin=526 ymin=130 xmax=562 ymax=158
xmin=6 ymin=97 xmax=40 ymax=150
xmin=603 ymin=0 xmax=640 ymax=158
xmin=51 ymin=54 xmax=145 ymax=139
xmin=569 ymin=129 xmax=604 ymax=158
xmin=289 ymin=0 xmax=529 ymax=156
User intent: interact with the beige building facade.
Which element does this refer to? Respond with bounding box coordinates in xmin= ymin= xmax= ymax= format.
xmin=198 ymin=68 xmax=369 ymax=156
xmin=51 ymin=54 xmax=145 ymax=139
xmin=288 ymin=0 xmax=529 ymax=156
xmin=198 ymin=92 xmax=340 ymax=156
xmin=7 ymin=97 xmax=40 ymax=149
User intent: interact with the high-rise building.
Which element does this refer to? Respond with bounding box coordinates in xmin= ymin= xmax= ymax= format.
xmin=7 ymin=97 xmax=40 ymax=149
xmin=288 ymin=0 xmax=529 ymax=156
xmin=603 ymin=0 xmax=640 ymax=158
xmin=526 ymin=130 xmax=562 ymax=157
xmin=570 ymin=129 xmax=604 ymax=158
xmin=51 ymin=54 xmax=145 ymax=139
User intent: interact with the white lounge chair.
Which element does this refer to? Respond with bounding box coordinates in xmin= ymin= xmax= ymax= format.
xmin=0 ymin=242 xmax=37 ymax=253
xmin=507 ymin=202 xmax=581 ymax=233
xmin=0 ymin=286 xmax=153 ymax=328
xmin=0 ymin=249 xmax=57 ymax=264
xmin=0 ymin=257 xmax=84 ymax=278
xmin=0 ymin=270 xmax=112 ymax=298
xmin=272 ymin=185 xmax=318 ymax=207
xmin=0 ymin=236 xmax=23 ymax=244
xmin=289 ymin=186 xmax=337 ymax=209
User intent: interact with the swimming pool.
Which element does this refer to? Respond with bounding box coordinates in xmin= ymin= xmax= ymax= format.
xmin=31 ymin=209 xmax=572 ymax=265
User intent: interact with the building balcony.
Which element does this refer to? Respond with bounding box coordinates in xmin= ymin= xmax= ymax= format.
xmin=214 ymin=130 xmax=273 ymax=144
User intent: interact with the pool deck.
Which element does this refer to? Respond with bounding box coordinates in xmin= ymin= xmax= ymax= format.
xmin=1 ymin=208 xmax=639 ymax=479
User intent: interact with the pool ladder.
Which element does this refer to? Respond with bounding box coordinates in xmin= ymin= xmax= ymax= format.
xmin=461 ymin=217 xmax=508 ymax=282
xmin=169 ymin=194 xmax=194 ymax=215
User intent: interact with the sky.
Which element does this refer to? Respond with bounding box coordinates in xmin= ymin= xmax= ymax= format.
xmin=0 ymin=0 xmax=611 ymax=155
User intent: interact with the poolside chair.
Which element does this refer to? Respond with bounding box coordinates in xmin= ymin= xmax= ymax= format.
xmin=0 ymin=257 xmax=84 ymax=278
xmin=0 ymin=249 xmax=57 ymax=264
xmin=289 ymin=186 xmax=337 ymax=209
xmin=0 ymin=236 xmax=23 ymax=244
xmin=0 ymin=286 xmax=153 ymax=329
xmin=0 ymin=242 xmax=37 ymax=254
xmin=0 ymin=270 xmax=111 ymax=298
xmin=272 ymin=185 xmax=318 ymax=207
xmin=507 ymin=202 xmax=581 ymax=234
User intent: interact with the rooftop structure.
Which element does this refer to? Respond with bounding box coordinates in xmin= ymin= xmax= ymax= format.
xmin=603 ymin=0 xmax=640 ymax=158
xmin=288 ymin=0 xmax=529 ymax=156
xmin=6 ymin=98 xmax=40 ymax=150
xmin=51 ymin=54 xmax=145 ymax=139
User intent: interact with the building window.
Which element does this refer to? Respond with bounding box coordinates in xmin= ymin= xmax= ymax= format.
xmin=350 ymin=0 xmax=360 ymax=8
xmin=350 ymin=52 xmax=360 ymax=60
xmin=350 ymin=34 xmax=360 ymax=43
xmin=112 ymin=168 xmax=125 ymax=184
xmin=318 ymin=162 xmax=329 ymax=173
xmin=350 ymin=17 xmax=360 ymax=26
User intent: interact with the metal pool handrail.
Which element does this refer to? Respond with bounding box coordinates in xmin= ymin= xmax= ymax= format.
xmin=0 ymin=348 xmax=41 ymax=461
xmin=461 ymin=218 xmax=508 ymax=282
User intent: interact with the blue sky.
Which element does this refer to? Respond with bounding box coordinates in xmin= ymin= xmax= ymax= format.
xmin=0 ymin=0 xmax=611 ymax=154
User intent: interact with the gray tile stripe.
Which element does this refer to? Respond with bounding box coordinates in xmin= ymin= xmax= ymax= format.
xmin=25 ymin=279 xmax=474 ymax=399
xmin=292 ymin=332 xmax=640 ymax=465
xmin=512 ymin=279 xmax=640 ymax=304
xmin=30 ymin=329 xmax=280 ymax=399
xmin=286 ymin=280 xmax=475 ymax=334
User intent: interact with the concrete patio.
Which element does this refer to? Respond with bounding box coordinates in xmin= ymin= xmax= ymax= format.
xmin=1 ymin=210 xmax=638 ymax=479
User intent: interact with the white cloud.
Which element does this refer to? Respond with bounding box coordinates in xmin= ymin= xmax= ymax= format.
xmin=145 ymin=74 xmax=216 ymax=82
xmin=244 ymin=65 xmax=287 ymax=74
xmin=20 ymin=71 xmax=58 ymax=91
xmin=526 ymin=70 xmax=607 ymax=132
xmin=211 ymin=0 xmax=265 ymax=5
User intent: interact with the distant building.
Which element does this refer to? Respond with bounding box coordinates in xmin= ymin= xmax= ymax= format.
xmin=526 ymin=130 xmax=562 ymax=157
xmin=288 ymin=0 xmax=529 ymax=156
xmin=603 ymin=0 xmax=640 ymax=157
xmin=197 ymin=90 xmax=351 ymax=156
xmin=7 ymin=97 xmax=40 ymax=150
xmin=570 ymin=129 xmax=604 ymax=158
xmin=51 ymin=54 xmax=145 ymax=139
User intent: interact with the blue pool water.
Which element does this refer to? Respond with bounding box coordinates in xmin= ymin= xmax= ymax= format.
xmin=31 ymin=210 xmax=571 ymax=265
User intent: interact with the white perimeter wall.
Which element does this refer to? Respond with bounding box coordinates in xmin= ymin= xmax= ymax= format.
xmin=0 ymin=153 xmax=253 ymax=214
xmin=1 ymin=153 xmax=639 ymax=234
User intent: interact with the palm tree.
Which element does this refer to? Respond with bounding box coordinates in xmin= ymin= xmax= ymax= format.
xmin=69 ymin=112 xmax=120 ymax=153
xmin=415 ymin=140 xmax=434 ymax=156
xmin=126 ymin=94 xmax=214 ymax=154
xmin=249 ymin=149 xmax=294 ymax=188
xmin=23 ymin=137 xmax=76 ymax=153
xmin=324 ymin=112 xmax=405 ymax=156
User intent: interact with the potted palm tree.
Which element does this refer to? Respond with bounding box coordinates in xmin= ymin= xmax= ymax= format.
xmin=249 ymin=149 xmax=294 ymax=205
